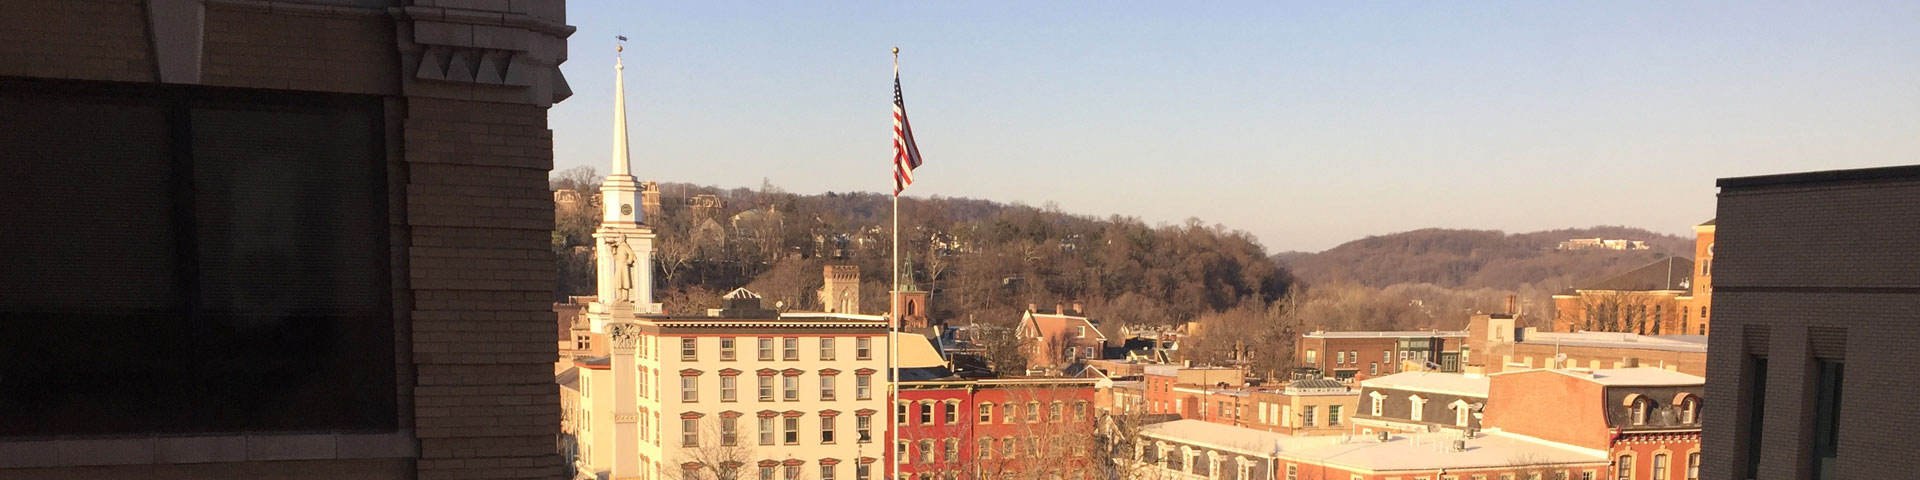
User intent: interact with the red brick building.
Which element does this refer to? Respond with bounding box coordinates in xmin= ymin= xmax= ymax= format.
xmin=1554 ymin=220 xmax=1717 ymax=336
xmin=1296 ymin=331 xmax=1467 ymax=382
xmin=1484 ymin=368 xmax=1704 ymax=480
xmin=895 ymin=378 xmax=1099 ymax=480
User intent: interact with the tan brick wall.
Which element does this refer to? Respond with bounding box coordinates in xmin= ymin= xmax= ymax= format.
xmin=202 ymin=5 xmax=399 ymax=95
xmin=1 ymin=2 xmax=570 ymax=479
xmin=0 ymin=0 xmax=156 ymax=82
xmin=406 ymin=96 xmax=562 ymax=480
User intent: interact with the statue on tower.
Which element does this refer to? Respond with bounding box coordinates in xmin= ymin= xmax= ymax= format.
xmin=609 ymin=233 xmax=636 ymax=303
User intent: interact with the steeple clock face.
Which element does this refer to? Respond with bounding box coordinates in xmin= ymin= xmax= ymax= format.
xmin=620 ymin=204 xmax=633 ymax=216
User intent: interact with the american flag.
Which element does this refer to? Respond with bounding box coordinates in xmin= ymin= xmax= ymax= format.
xmin=891 ymin=68 xmax=923 ymax=196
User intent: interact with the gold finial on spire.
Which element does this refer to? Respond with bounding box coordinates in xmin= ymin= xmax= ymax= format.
xmin=892 ymin=47 xmax=899 ymax=54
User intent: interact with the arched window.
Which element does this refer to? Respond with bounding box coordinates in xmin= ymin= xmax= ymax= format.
xmin=1632 ymin=398 xmax=1652 ymax=425
xmin=1653 ymin=453 xmax=1669 ymax=480
xmin=906 ymin=300 xmax=916 ymax=316
xmin=1408 ymin=395 xmax=1426 ymax=422
xmin=1677 ymin=395 xmax=1701 ymax=424
xmin=1618 ymin=455 xmax=1634 ymax=480
xmin=1454 ymin=404 xmax=1470 ymax=427
xmin=1369 ymin=392 xmax=1384 ymax=416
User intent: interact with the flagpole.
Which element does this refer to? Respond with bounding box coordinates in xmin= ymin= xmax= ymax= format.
xmin=886 ymin=46 xmax=901 ymax=480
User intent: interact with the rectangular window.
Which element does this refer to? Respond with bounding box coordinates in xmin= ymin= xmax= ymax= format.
xmin=722 ymin=376 xmax=738 ymax=402
xmin=1329 ymin=405 xmax=1342 ymax=425
xmin=857 ymin=415 xmax=873 ymax=442
xmin=1744 ymin=356 xmax=1768 ymax=480
xmin=761 ymin=467 xmax=775 ymax=480
xmin=920 ymin=402 xmax=934 ymax=424
xmin=682 ymin=375 xmax=699 ymax=402
xmin=857 ymin=463 xmax=871 ymax=480
xmin=785 ymin=465 xmax=799 ymax=480
xmin=821 ymin=416 xmax=837 ymax=443
xmin=821 ymin=464 xmax=836 ymax=480
xmin=1050 ymin=402 xmax=1063 ymax=422
xmin=1653 ymin=454 xmax=1669 ymax=480
xmin=721 ymin=337 xmax=737 ymax=361
xmin=1002 ymin=437 xmax=1016 ymax=458
xmin=759 ymin=417 xmax=775 ymax=445
xmin=1075 ymin=401 xmax=1088 ymax=420
xmin=821 ymin=337 xmax=837 ymax=360
xmin=919 ymin=439 xmax=935 ymax=463
xmin=783 ymin=337 xmax=799 ymax=361
xmin=821 ymin=374 xmax=838 ymax=401
xmin=898 ymin=441 xmax=909 ymax=464
xmin=1304 ymin=406 xmax=1317 ymax=427
xmin=1026 ymin=402 xmax=1040 ymax=423
xmin=898 ymin=403 xmax=909 ymax=426
xmin=784 ymin=376 xmax=800 ymax=401
xmin=857 ymin=374 xmax=872 ymax=400
xmin=979 ymin=403 xmax=994 ymax=423
xmin=759 ymin=376 xmax=775 ymax=401
xmin=1686 ymin=453 xmax=1699 ymax=480
xmin=945 ymin=402 xmax=959 ymax=424
xmin=0 ymin=83 xmax=394 ymax=436
xmin=682 ymin=418 xmax=699 ymax=447
xmin=722 ymin=416 xmax=738 ymax=446
xmin=759 ymin=337 xmax=775 ymax=361
xmin=857 ymin=337 xmax=873 ymax=359
xmin=682 ymin=337 xmax=698 ymax=361
xmin=1812 ymin=359 xmax=1843 ymax=479
xmin=784 ymin=416 xmax=799 ymax=444
xmin=945 ymin=438 xmax=959 ymax=462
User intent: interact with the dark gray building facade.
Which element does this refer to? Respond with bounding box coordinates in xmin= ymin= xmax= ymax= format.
xmin=1703 ymin=165 xmax=1920 ymax=480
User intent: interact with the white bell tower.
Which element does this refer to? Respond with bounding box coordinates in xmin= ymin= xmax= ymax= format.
xmin=590 ymin=44 xmax=661 ymax=333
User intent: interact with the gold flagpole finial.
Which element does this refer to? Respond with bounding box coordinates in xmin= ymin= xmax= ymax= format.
xmin=892 ymin=47 xmax=899 ymax=55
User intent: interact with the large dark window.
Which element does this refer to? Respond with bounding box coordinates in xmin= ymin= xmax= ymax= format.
xmin=1811 ymin=360 xmax=1843 ymax=479
xmin=1742 ymin=356 xmax=1768 ymax=479
xmin=0 ymin=79 xmax=393 ymax=435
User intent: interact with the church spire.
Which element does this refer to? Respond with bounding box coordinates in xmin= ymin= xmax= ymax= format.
xmin=610 ymin=43 xmax=631 ymax=178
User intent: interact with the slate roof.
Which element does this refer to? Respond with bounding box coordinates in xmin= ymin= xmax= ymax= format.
xmin=1574 ymin=257 xmax=1695 ymax=293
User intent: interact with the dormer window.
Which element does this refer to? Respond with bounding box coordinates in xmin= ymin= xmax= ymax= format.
xmin=1631 ymin=397 xmax=1652 ymax=426
xmin=1679 ymin=394 xmax=1701 ymax=424
xmin=1408 ymin=395 xmax=1426 ymax=422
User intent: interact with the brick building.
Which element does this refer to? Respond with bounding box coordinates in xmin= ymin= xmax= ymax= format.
xmin=1553 ymin=220 xmax=1718 ymax=336
xmin=1134 ymin=420 xmax=1610 ymax=480
xmin=0 ymin=1 xmax=572 ymax=478
xmin=1014 ymin=304 xmax=1106 ymax=370
xmin=1465 ymin=312 xmax=1709 ymax=376
xmin=1702 ymin=165 xmax=1920 ymax=480
xmin=895 ymin=377 xmax=1099 ymax=480
xmin=1483 ymin=368 xmax=1704 ymax=480
xmin=1142 ymin=365 xmax=1245 ymax=416
xmin=1296 ymin=331 xmax=1467 ymax=382
xmin=1246 ymin=380 xmax=1359 ymax=436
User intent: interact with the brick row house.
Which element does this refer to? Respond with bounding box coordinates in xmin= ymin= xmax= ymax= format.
xmin=1296 ymin=331 xmax=1468 ymax=382
xmin=896 ymin=377 xmax=1099 ymax=480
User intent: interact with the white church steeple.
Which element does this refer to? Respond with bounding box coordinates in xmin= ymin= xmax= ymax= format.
xmin=590 ymin=43 xmax=661 ymax=332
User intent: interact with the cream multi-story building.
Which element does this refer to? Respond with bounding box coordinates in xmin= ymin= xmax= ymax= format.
xmin=569 ymin=49 xmax=892 ymax=480
xmin=574 ymin=290 xmax=893 ymax=480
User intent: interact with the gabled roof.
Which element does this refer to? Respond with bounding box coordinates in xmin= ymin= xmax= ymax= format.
xmin=1019 ymin=311 xmax=1106 ymax=342
xmin=1575 ymin=257 xmax=1695 ymax=293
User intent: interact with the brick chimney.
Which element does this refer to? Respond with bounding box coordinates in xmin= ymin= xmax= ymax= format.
xmin=1505 ymin=295 xmax=1517 ymax=315
xmin=1055 ymin=303 xmax=1065 ymax=315
xmin=1073 ymin=302 xmax=1084 ymax=314
xmin=1027 ymin=303 xmax=1037 ymax=313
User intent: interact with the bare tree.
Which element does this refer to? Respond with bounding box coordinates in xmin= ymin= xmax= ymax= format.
xmin=667 ymin=420 xmax=759 ymax=480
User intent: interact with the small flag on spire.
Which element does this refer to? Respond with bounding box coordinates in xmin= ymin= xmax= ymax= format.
xmin=617 ymin=35 xmax=628 ymax=42
xmin=891 ymin=54 xmax=923 ymax=196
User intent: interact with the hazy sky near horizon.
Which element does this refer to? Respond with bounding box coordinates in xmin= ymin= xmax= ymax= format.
xmin=549 ymin=1 xmax=1920 ymax=252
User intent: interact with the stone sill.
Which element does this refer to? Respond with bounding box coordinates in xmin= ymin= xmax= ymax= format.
xmin=0 ymin=431 xmax=417 ymax=469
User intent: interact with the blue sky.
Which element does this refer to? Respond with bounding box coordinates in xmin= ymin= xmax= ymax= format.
xmin=548 ymin=1 xmax=1920 ymax=252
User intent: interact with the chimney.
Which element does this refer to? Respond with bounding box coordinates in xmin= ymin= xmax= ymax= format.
xmin=1055 ymin=303 xmax=1065 ymax=315
xmin=1027 ymin=303 xmax=1037 ymax=313
xmin=1073 ymin=302 xmax=1084 ymax=314
xmin=1505 ymin=295 xmax=1517 ymax=315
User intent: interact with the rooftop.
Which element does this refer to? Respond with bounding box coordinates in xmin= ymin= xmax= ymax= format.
xmin=1570 ymin=257 xmax=1694 ymax=293
xmin=1304 ymin=330 xmax=1468 ymax=339
xmin=1520 ymin=331 xmax=1708 ymax=353
xmin=1499 ymin=367 xmax=1704 ymax=387
xmin=1717 ymin=163 xmax=1920 ymax=189
xmin=1142 ymin=420 xmax=1606 ymax=471
xmin=1361 ymin=371 xmax=1490 ymax=398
